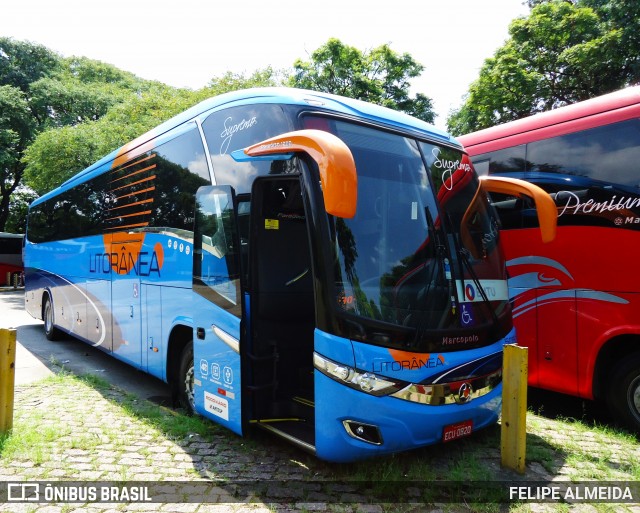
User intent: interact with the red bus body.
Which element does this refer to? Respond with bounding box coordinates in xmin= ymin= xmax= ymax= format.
xmin=458 ymin=86 xmax=640 ymax=430
xmin=0 ymin=232 xmax=24 ymax=286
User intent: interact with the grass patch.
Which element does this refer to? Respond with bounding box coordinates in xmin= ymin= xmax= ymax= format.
xmin=0 ymin=370 xmax=217 ymax=469
xmin=0 ymin=411 xmax=70 ymax=464
xmin=117 ymin=392 xmax=215 ymax=440
xmin=2 ymin=369 xmax=638 ymax=511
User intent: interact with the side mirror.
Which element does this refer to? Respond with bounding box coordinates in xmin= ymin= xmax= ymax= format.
xmin=480 ymin=175 xmax=557 ymax=243
xmin=232 ymin=129 xmax=357 ymax=218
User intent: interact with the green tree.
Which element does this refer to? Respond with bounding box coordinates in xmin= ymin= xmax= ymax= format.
xmin=23 ymin=68 xmax=279 ymax=193
xmin=4 ymin=185 xmax=37 ymax=233
xmin=290 ymin=38 xmax=434 ymax=123
xmin=0 ymin=85 xmax=36 ymax=230
xmin=447 ymin=0 xmax=638 ymax=135
xmin=581 ymin=0 xmax=640 ymax=80
xmin=0 ymin=38 xmax=61 ymax=232
xmin=23 ymin=85 xmax=194 ymax=194
xmin=0 ymin=38 xmax=159 ymax=231
xmin=206 ymin=67 xmax=283 ymax=94
xmin=29 ymin=56 xmax=149 ymax=128
xmin=0 ymin=38 xmax=61 ymax=93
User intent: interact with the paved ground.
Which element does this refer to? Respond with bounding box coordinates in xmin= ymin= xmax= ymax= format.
xmin=1 ymin=288 xmax=640 ymax=512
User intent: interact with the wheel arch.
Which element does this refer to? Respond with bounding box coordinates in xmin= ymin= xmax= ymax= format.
xmin=40 ymin=288 xmax=54 ymax=321
xmin=593 ymin=334 xmax=640 ymax=401
xmin=166 ymin=323 xmax=193 ymax=386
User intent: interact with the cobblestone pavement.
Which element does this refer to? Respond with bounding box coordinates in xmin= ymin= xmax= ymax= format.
xmin=1 ymin=364 xmax=640 ymax=512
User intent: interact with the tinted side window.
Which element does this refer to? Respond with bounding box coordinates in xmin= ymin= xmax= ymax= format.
xmin=106 ymin=126 xmax=210 ymax=234
xmin=200 ymin=104 xmax=296 ymax=193
xmin=473 ymin=145 xmax=527 ymax=175
xmin=150 ymin=128 xmax=210 ymax=232
xmin=28 ymin=173 xmax=108 ymax=243
xmin=107 ymin=152 xmax=156 ymax=232
xmin=469 ymin=146 xmax=528 ymax=230
xmin=1 ymin=236 xmax=23 ymax=254
xmin=28 ymin=127 xmax=210 ymax=243
xmin=527 ymin=119 xmax=640 ymax=189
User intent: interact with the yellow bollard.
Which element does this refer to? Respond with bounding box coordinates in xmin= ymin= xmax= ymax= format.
xmin=501 ymin=343 xmax=528 ymax=474
xmin=0 ymin=328 xmax=16 ymax=434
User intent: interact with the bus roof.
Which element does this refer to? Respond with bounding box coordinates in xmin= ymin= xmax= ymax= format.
xmin=34 ymin=88 xmax=456 ymax=206
xmin=458 ymin=85 xmax=640 ymax=155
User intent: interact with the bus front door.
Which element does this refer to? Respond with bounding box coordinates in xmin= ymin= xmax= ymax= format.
xmin=192 ymin=185 xmax=243 ymax=435
xmin=246 ymin=176 xmax=317 ymax=452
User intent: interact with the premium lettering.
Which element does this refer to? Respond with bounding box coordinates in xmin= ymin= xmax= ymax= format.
xmin=557 ymin=190 xmax=640 ymax=217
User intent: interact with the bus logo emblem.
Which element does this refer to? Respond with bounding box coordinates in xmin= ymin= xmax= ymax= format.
xmin=465 ymin=284 xmax=476 ymax=302
xmin=457 ymin=382 xmax=473 ymax=403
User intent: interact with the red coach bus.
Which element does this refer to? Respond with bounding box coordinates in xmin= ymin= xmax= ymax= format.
xmin=458 ymin=86 xmax=640 ymax=431
xmin=0 ymin=232 xmax=23 ymax=286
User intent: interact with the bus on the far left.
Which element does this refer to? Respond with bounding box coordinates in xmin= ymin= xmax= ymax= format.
xmin=0 ymin=232 xmax=23 ymax=286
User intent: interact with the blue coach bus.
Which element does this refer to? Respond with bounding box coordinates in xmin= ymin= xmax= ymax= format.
xmin=24 ymin=88 xmax=555 ymax=461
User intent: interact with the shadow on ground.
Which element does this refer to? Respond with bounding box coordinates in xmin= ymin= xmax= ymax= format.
xmin=38 ymin=364 xmax=570 ymax=509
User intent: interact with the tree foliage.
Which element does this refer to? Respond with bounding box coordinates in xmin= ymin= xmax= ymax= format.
xmin=447 ymin=0 xmax=640 ymax=135
xmin=0 ymin=38 xmax=61 ymax=231
xmin=0 ymin=38 xmax=166 ymax=230
xmin=29 ymin=56 xmax=149 ymax=128
xmin=23 ymin=69 xmax=279 ymax=194
xmin=3 ymin=36 xmax=431 ymax=230
xmin=290 ymin=38 xmax=434 ymax=123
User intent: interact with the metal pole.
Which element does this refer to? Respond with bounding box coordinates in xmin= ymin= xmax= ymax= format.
xmin=0 ymin=328 xmax=16 ymax=434
xmin=501 ymin=343 xmax=528 ymax=474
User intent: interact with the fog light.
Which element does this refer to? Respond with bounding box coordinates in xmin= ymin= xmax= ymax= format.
xmin=343 ymin=420 xmax=383 ymax=445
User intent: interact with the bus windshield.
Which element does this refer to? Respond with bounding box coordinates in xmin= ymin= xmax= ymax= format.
xmin=312 ymin=118 xmax=509 ymax=347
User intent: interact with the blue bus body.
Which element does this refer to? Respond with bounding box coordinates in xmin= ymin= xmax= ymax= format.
xmin=25 ymin=88 xmax=515 ymax=461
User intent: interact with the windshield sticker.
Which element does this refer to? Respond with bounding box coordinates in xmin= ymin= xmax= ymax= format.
xmin=460 ymin=304 xmax=475 ymax=326
xmin=204 ymin=390 xmax=229 ymax=421
xmin=264 ymin=219 xmax=279 ymax=230
xmin=455 ymin=280 xmax=509 ymax=303
xmin=220 ymin=116 xmax=258 ymax=155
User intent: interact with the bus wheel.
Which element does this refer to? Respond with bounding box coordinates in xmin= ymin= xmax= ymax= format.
xmin=43 ymin=295 xmax=62 ymax=341
xmin=177 ymin=341 xmax=195 ymax=415
xmin=608 ymin=355 xmax=640 ymax=433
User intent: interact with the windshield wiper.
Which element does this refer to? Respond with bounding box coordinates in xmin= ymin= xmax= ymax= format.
xmin=445 ymin=213 xmax=499 ymax=326
xmin=410 ymin=209 xmax=454 ymax=344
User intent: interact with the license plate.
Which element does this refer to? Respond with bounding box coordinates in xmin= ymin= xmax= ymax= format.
xmin=443 ymin=419 xmax=473 ymax=442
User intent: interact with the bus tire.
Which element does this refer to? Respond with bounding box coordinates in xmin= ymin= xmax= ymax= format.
xmin=177 ymin=341 xmax=195 ymax=415
xmin=43 ymin=295 xmax=63 ymax=341
xmin=608 ymin=354 xmax=640 ymax=433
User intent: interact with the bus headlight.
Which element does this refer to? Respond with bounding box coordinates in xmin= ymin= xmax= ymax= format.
xmin=313 ymin=352 xmax=403 ymax=396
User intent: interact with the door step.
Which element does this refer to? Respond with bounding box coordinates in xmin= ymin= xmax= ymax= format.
xmin=254 ymin=420 xmax=316 ymax=454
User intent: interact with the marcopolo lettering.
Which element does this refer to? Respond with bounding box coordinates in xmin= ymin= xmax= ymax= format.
xmin=442 ymin=334 xmax=480 ymax=345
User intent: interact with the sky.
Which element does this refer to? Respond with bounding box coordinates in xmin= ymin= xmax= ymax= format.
xmin=1 ymin=0 xmax=530 ymax=130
